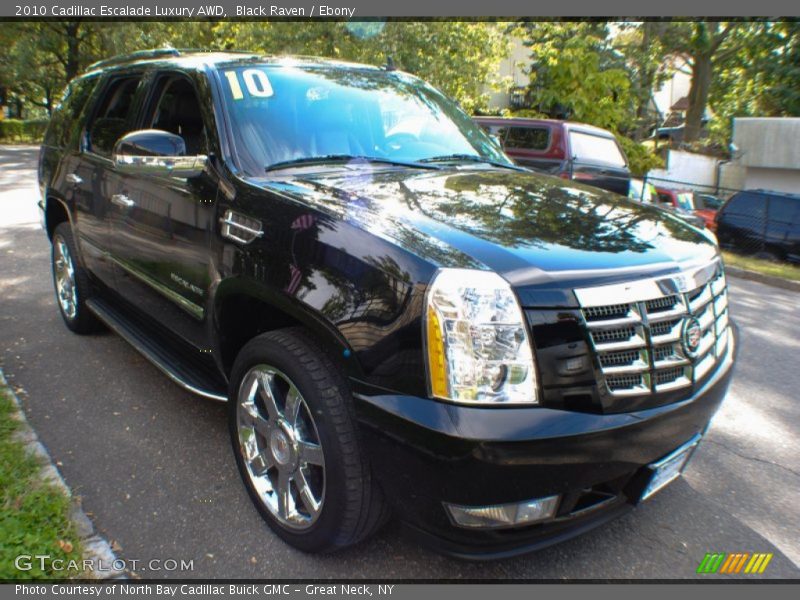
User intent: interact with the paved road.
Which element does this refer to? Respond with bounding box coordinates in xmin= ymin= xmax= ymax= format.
xmin=1 ymin=145 xmax=798 ymax=579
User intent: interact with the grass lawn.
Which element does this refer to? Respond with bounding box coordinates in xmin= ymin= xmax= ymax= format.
xmin=0 ymin=384 xmax=83 ymax=579
xmin=722 ymin=251 xmax=800 ymax=283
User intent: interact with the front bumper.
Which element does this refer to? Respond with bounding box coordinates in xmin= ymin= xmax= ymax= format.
xmin=353 ymin=327 xmax=736 ymax=559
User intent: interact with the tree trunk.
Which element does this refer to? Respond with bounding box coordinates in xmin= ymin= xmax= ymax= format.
xmin=685 ymin=53 xmax=712 ymax=143
xmin=633 ymin=24 xmax=657 ymax=141
xmin=65 ymin=22 xmax=81 ymax=81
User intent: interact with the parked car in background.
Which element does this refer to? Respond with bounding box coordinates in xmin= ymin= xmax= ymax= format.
xmin=628 ymin=178 xmax=657 ymax=204
xmin=694 ymin=193 xmax=724 ymax=230
xmin=654 ymin=187 xmax=707 ymax=229
xmin=654 ymin=118 xmax=710 ymax=143
xmin=715 ymin=189 xmax=800 ymax=263
xmin=474 ymin=117 xmax=631 ymax=195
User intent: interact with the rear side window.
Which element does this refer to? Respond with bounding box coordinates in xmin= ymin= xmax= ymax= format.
xmin=87 ymin=76 xmax=142 ymax=157
xmin=506 ymin=126 xmax=549 ymax=150
xmin=569 ymin=131 xmax=626 ymax=168
xmin=44 ymin=76 xmax=99 ymax=148
xmin=768 ymin=197 xmax=800 ymax=225
xmin=723 ymin=192 xmax=767 ymax=219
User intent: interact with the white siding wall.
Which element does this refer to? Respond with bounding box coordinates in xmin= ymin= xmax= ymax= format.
xmin=647 ymin=150 xmax=721 ymax=191
xmin=743 ymin=167 xmax=800 ymax=195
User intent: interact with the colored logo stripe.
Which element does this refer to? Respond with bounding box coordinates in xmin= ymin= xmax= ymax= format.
xmin=697 ymin=553 xmax=726 ymax=573
xmin=745 ymin=553 xmax=774 ymax=574
xmin=697 ymin=552 xmax=773 ymax=574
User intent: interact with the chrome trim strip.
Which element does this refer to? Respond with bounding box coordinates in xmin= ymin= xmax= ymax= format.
xmin=109 ymin=255 xmax=204 ymax=320
xmin=585 ymin=315 xmax=642 ymax=329
xmin=574 ymin=258 xmax=721 ymax=308
xmin=86 ymin=299 xmax=226 ymax=402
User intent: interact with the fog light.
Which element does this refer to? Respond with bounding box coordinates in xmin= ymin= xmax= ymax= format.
xmin=444 ymin=495 xmax=560 ymax=529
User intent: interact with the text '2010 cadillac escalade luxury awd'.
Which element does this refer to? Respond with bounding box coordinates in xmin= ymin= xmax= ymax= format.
xmin=38 ymin=49 xmax=736 ymax=558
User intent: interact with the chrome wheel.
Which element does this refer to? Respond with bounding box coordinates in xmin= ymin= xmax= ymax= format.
xmin=53 ymin=236 xmax=77 ymax=320
xmin=237 ymin=365 xmax=325 ymax=530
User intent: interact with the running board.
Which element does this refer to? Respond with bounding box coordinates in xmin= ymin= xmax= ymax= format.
xmin=86 ymin=297 xmax=228 ymax=402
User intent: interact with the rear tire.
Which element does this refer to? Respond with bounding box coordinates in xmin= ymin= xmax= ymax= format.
xmin=228 ymin=328 xmax=389 ymax=553
xmin=51 ymin=223 xmax=101 ymax=334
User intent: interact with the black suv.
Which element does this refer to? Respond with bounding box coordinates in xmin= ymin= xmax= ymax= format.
xmin=39 ymin=50 xmax=736 ymax=558
xmin=715 ymin=189 xmax=800 ymax=263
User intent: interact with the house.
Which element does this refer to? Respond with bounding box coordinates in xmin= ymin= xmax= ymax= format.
xmin=720 ymin=118 xmax=800 ymax=195
xmin=485 ymin=37 xmax=530 ymax=112
xmin=652 ymin=55 xmax=693 ymax=125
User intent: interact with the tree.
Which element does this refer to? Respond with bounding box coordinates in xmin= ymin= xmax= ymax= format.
xmin=215 ymin=21 xmax=510 ymax=113
xmin=712 ymin=21 xmax=800 ymax=123
xmin=613 ymin=22 xmax=671 ymax=140
xmin=513 ymin=22 xmax=633 ymax=131
xmin=660 ymin=21 xmax=763 ymax=143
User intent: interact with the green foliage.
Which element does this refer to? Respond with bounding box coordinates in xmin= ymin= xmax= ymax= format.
xmin=711 ymin=22 xmax=800 ymax=131
xmin=617 ymin=135 xmax=664 ymax=177
xmin=0 ymin=120 xmax=48 ymax=143
xmin=511 ymin=23 xmax=663 ymax=176
xmin=514 ymin=22 xmax=633 ymax=131
xmin=0 ymin=21 xmax=510 ymax=118
xmin=0 ymin=388 xmax=82 ymax=580
xmin=213 ymin=21 xmax=510 ymax=113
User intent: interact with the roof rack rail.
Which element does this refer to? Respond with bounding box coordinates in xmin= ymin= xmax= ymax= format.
xmin=86 ymin=48 xmax=181 ymax=71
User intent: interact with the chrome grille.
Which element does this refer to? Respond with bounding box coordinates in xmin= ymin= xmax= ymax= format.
xmin=574 ymin=260 xmax=731 ymax=397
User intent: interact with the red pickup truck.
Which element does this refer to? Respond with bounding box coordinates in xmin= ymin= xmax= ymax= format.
xmin=474 ymin=117 xmax=632 ymax=196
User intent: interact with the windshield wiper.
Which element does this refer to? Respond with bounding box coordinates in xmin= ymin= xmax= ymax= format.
xmin=265 ymin=154 xmax=441 ymax=172
xmin=420 ymin=154 xmax=525 ymax=171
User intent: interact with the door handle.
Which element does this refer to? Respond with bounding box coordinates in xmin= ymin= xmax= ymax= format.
xmin=65 ymin=173 xmax=82 ymax=184
xmin=111 ymin=193 xmax=135 ymax=208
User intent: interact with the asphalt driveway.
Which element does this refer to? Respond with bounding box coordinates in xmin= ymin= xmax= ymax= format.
xmin=1 ymin=144 xmax=798 ymax=579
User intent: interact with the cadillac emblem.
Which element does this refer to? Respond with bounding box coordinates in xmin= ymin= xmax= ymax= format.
xmin=681 ymin=317 xmax=703 ymax=358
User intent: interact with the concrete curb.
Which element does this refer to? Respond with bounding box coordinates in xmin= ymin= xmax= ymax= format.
xmin=1 ymin=370 xmax=126 ymax=580
xmin=725 ymin=265 xmax=800 ymax=293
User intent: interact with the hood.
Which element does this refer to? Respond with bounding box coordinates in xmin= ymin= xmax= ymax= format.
xmin=249 ymin=166 xmax=718 ymax=290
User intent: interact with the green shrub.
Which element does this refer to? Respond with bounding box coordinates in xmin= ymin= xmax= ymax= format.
xmin=0 ymin=119 xmax=49 ymax=143
xmin=617 ymin=135 xmax=664 ymax=177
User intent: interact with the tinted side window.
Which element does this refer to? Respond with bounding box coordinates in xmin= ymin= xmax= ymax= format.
xmin=723 ymin=193 xmax=766 ymax=219
xmin=768 ymin=197 xmax=799 ymax=224
xmin=478 ymin=124 xmax=508 ymax=140
xmin=44 ymin=76 xmax=99 ymax=148
xmin=506 ymin=126 xmax=550 ymax=150
xmin=87 ymin=76 xmax=142 ymax=157
xmin=147 ymin=76 xmax=207 ymax=155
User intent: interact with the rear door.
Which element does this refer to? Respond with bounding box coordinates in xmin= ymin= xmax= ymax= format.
xmin=566 ymin=130 xmax=630 ymax=195
xmin=716 ymin=192 xmax=767 ymax=254
xmin=70 ymin=73 xmax=146 ymax=288
xmin=765 ymin=196 xmax=800 ymax=262
xmin=109 ymin=70 xmax=218 ymax=348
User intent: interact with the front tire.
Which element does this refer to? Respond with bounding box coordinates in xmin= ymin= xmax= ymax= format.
xmin=51 ymin=223 xmax=101 ymax=334
xmin=228 ymin=328 xmax=388 ymax=552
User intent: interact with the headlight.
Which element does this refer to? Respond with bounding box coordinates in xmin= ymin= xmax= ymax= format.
xmin=424 ymin=268 xmax=538 ymax=405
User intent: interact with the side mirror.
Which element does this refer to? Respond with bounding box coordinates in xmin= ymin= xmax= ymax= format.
xmin=113 ymin=129 xmax=207 ymax=178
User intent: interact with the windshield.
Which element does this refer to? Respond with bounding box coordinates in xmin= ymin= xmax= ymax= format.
xmin=217 ymin=64 xmax=512 ymax=174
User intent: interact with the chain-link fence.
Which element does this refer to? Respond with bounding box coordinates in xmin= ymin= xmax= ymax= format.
xmin=631 ymin=175 xmax=799 ymax=262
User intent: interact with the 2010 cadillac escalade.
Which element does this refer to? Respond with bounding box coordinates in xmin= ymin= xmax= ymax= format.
xmin=38 ymin=49 xmax=736 ymax=558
